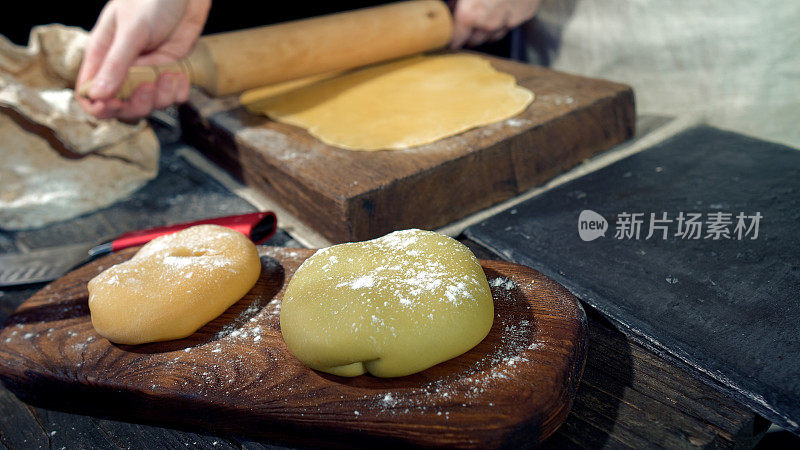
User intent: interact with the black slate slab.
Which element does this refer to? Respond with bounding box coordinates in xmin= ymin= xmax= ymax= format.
xmin=464 ymin=126 xmax=800 ymax=433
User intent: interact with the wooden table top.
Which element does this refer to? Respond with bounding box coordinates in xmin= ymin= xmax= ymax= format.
xmin=0 ymin=138 xmax=772 ymax=449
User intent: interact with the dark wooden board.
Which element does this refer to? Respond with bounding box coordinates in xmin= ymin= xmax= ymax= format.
xmin=0 ymin=246 xmax=587 ymax=448
xmin=465 ymin=126 xmax=800 ymax=435
xmin=179 ymin=53 xmax=635 ymax=243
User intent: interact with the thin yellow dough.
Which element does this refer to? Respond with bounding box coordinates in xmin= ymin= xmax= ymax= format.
xmin=241 ymin=54 xmax=534 ymax=151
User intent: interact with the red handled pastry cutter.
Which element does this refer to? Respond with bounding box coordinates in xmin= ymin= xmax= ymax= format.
xmin=0 ymin=212 xmax=277 ymax=287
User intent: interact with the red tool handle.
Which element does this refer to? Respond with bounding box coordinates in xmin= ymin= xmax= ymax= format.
xmin=104 ymin=212 xmax=277 ymax=253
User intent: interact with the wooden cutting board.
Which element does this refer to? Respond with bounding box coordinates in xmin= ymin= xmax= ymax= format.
xmin=0 ymin=247 xmax=587 ymax=448
xmin=179 ymin=53 xmax=635 ymax=243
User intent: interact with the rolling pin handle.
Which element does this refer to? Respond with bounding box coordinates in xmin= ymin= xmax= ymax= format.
xmin=77 ymin=57 xmax=196 ymax=100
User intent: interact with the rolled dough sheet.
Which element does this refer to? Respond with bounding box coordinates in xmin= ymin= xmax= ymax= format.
xmin=240 ymin=54 xmax=534 ymax=151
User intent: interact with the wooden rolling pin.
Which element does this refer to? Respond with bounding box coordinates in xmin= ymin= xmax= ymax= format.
xmin=81 ymin=0 xmax=452 ymax=99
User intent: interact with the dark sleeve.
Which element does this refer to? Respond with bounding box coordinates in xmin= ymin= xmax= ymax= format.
xmin=202 ymin=1 xmax=392 ymax=34
xmin=0 ymin=1 xmax=390 ymax=44
xmin=0 ymin=1 xmax=105 ymax=44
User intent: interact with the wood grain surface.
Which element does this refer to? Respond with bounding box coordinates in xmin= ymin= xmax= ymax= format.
xmin=179 ymin=52 xmax=635 ymax=243
xmin=0 ymin=247 xmax=587 ymax=448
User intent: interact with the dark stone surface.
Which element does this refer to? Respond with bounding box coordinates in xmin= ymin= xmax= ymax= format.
xmin=0 ymin=138 xmax=295 ymax=326
xmin=465 ymin=126 xmax=800 ymax=433
xmin=2 ymin=141 xmax=294 ymax=252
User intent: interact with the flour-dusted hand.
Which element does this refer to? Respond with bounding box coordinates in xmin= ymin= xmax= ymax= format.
xmin=450 ymin=0 xmax=541 ymax=49
xmin=77 ymin=0 xmax=210 ymax=120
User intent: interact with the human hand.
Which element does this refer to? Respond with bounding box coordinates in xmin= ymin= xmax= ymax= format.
xmin=450 ymin=0 xmax=541 ymax=49
xmin=77 ymin=0 xmax=211 ymax=120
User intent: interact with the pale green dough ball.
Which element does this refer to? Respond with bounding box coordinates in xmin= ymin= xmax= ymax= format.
xmin=280 ymin=229 xmax=494 ymax=377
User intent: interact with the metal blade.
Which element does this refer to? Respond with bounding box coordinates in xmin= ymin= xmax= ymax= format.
xmin=0 ymin=243 xmax=94 ymax=287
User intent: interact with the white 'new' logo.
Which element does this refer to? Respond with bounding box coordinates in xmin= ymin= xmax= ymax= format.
xmin=578 ymin=210 xmax=608 ymax=241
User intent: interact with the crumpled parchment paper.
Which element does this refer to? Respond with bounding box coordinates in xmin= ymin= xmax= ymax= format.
xmin=0 ymin=24 xmax=159 ymax=230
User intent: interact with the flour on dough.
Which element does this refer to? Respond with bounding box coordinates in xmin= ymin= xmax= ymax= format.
xmin=280 ymin=229 xmax=494 ymax=377
xmin=88 ymin=225 xmax=261 ymax=345
xmin=241 ymin=54 xmax=533 ymax=151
